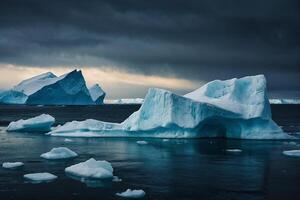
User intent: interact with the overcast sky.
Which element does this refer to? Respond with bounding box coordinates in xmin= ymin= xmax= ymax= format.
xmin=0 ymin=0 xmax=299 ymax=99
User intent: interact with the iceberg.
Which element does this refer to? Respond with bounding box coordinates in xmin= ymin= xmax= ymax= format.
xmin=65 ymin=158 xmax=113 ymax=179
xmin=3 ymin=69 xmax=106 ymax=105
xmin=0 ymin=90 xmax=27 ymax=104
xmin=7 ymin=114 xmax=55 ymax=132
xmin=2 ymin=162 xmax=24 ymax=169
xmin=282 ymin=150 xmax=300 ymax=157
xmin=49 ymin=75 xmax=292 ymax=139
xmin=116 ymin=189 xmax=146 ymax=198
xmin=24 ymin=172 xmax=57 ymax=183
xmin=269 ymin=98 xmax=300 ymax=104
xmin=40 ymin=147 xmax=78 ymax=160
xmin=89 ymin=84 xmax=105 ymax=104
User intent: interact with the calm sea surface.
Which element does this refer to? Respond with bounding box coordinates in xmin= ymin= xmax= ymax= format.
xmin=0 ymin=104 xmax=300 ymax=200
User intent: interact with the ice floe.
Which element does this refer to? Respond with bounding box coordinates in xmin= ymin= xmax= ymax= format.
xmin=65 ymin=158 xmax=113 ymax=179
xmin=2 ymin=162 xmax=24 ymax=169
xmin=226 ymin=149 xmax=243 ymax=153
xmin=282 ymin=150 xmax=300 ymax=157
xmin=40 ymin=147 xmax=78 ymax=160
xmin=116 ymin=189 xmax=146 ymax=198
xmin=7 ymin=114 xmax=55 ymax=132
xmin=136 ymin=141 xmax=148 ymax=145
xmin=24 ymin=172 xmax=57 ymax=183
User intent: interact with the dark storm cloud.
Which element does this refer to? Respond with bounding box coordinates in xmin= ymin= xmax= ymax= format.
xmin=0 ymin=0 xmax=300 ymax=96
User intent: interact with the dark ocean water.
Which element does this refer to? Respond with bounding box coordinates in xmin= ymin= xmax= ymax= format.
xmin=0 ymin=104 xmax=300 ymax=200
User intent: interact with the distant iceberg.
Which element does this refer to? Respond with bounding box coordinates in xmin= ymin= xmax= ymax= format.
xmin=0 ymin=69 xmax=106 ymax=105
xmin=105 ymin=98 xmax=144 ymax=104
xmin=269 ymin=99 xmax=300 ymax=104
xmin=89 ymin=84 xmax=106 ymax=104
xmin=7 ymin=114 xmax=55 ymax=132
xmin=49 ymin=75 xmax=292 ymax=139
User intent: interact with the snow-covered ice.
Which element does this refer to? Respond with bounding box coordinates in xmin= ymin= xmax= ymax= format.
xmin=116 ymin=189 xmax=146 ymax=198
xmin=7 ymin=114 xmax=55 ymax=132
xmin=282 ymin=150 xmax=300 ymax=157
xmin=40 ymin=147 xmax=78 ymax=160
xmin=2 ymin=162 xmax=24 ymax=169
xmin=49 ymin=75 xmax=292 ymax=140
xmin=65 ymin=158 xmax=113 ymax=179
xmin=24 ymin=172 xmax=57 ymax=183
xmin=226 ymin=149 xmax=243 ymax=153
xmin=136 ymin=141 xmax=148 ymax=145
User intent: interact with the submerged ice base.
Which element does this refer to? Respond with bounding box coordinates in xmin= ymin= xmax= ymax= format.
xmin=49 ymin=75 xmax=291 ymax=139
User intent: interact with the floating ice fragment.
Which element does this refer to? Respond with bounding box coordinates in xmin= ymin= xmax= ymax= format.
xmin=282 ymin=150 xmax=300 ymax=157
xmin=65 ymin=158 xmax=113 ymax=179
xmin=2 ymin=162 xmax=24 ymax=169
xmin=24 ymin=172 xmax=57 ymax=183
xmin=40 ymin=147 xmax=78 ymax=160
xmin=7 ymin=114 xmax=55 ymax=132
xmin=136 ymin=141 xmax=148 ymax=145
xmin=116 ymin=189 xmax=146 ymax=198
xmin=226 ymin=149 xmax=242 ymax=153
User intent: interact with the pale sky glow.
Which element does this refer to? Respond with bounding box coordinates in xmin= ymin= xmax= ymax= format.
xmin=0 ymin=64 xmax=202 ymax=99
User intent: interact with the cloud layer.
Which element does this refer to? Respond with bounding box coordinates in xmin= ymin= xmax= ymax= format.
xmin=0 ymin=0 xmax=299 ymax=97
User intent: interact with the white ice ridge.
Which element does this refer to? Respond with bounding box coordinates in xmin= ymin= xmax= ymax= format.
xmin=116 ymin=189 xmax=146 ymax=198
xmin=65 ymin=158 xmax=113 ymax=179
xmin=49 ymin=75 xmax=292 ymax=139
xmin=40 ymin=147 xmax=78 ymax=160
xmin=23 ymin=172 xmax=57 ymax=183
xmin=2 ymin=162 xmax=24 ymax=169
xmin=7 ymin=114 xmax=55 ymax=132
xmin=269 ymin=99 xmax=300 ymax=104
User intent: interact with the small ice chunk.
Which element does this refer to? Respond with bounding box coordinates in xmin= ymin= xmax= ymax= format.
xmin=226 ymin=149 xmax=242 ymax=153
xmin=136 ymin=141 xmax=148 ymax=145
xmin=64 ymin=138 xmax=73 ymax=142
xmin=2 ymin=162 xmax=24 ymax=169
xmin=283 ymin=150 xmax=300 ymax=157
xmin=116 ymin=189 xmax=146 ymax=198
xmin=112 ymin=176 xmax=122 ymax=182
xmin=162 ymin=139 xmax=169 ymax=142
xmin=65 ymin=158 xmax=113 ymax=179
xmin=40 ymin=147 xmax=78 ymax=160
xmin=24 ymin=172 xmax=57 ymax=183
xmin=7 ymin=114 xmax=55 ymax=132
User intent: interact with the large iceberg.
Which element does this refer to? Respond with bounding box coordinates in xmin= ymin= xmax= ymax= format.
xmin=49 ymin=75 xmax=292 ymax=139
xmin=7 ymin=114 xmax=55 ymax=132
xmin=0 ymin=69 xmax=106 ymax=105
